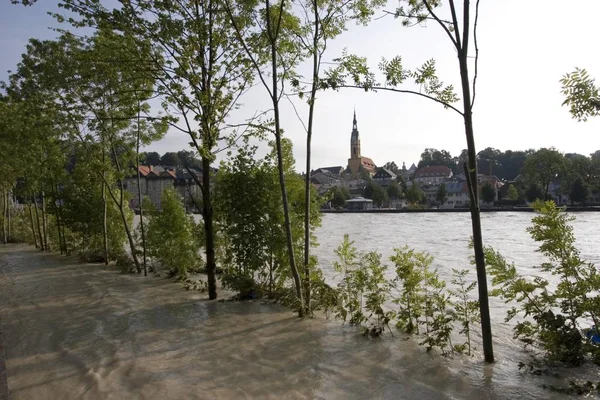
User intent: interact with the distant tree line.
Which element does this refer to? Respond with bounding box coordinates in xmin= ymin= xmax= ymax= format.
xmin=140 ymin=150 xmax=203 ymax=170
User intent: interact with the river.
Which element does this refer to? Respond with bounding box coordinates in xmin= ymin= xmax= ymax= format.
xmin=1 ymin=212 xmax=599 ymax=399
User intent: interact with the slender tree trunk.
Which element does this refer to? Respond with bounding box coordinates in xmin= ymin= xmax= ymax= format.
xmin=265 ymin=0 xmax=305 ymax=316
xmin=54 ymin=191 xmax=64 ymax=254
xmin=56 ymin=185 xmax=68 ymax=255
xmin=458 ymin=51 xmax=494 ymax=363
xmin=102 ymin=151 xmax=109 ymax=264
xmin=136 ymin=105 xmax=147 ymax=276
xmin=27 ymin=201 xmax=38 ymax=248
xmin=33 ymin=194 xmax=44 ymax=251
xmin=303 ymin=0 xmax=320 ymax=313
xmin=41 ymin=190 xmax=48 ymax=251
xmin=117 ymin=180 xmax=141 ymax=273
xmin=202 ymin=158 xmax=217 ymax=300
xmin=1 ymin=189 xmax=7 ymax=244
xmin=6 ymin=190 xmax=11 ymax=242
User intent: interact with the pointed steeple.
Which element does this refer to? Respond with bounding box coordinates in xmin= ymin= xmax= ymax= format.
xmin=350 ymin=109 xmax=360 ymax=159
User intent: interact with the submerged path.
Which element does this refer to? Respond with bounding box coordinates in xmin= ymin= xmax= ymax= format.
xmin=0 ymin=244 xmax=573 ymax=400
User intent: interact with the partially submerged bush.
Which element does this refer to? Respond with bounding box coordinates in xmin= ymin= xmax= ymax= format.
xmin=487 ymin=200 xmax=600 ymax=365
xmin=145 ymin=189 xmax=202 ymax=278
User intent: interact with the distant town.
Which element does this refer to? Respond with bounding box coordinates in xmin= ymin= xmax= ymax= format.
xmin=127 ymin=109 xmax=600 ymax=213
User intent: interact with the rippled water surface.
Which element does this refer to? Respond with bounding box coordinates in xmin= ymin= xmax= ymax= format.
xmin=1 ymin=212 xmax=600 ymax=399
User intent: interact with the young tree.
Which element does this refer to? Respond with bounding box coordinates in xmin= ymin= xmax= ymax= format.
xmin=225 ymin=0 xmax=307 ymax=313
xmin=330 ymin=185 xmax=350 ymax=208
xmin=506 ymin=184 xmax=519 ymax=201
xmin=387 ymin=181 xmax=402 ymax=200
xmin=146 ymin=188 xmax=200 ymax=278
xmin=405 ymin=183 xmax=424 ymax=206
xmin=290 ymin=0 xmax=384 ymax=311
xmin=323 ymin=0 xmax=495 ymax=361
xmin=435 ymin=184 xmax=448 ymax=206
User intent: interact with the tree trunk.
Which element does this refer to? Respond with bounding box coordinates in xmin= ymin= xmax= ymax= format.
xmin=458 ymin=49 xmax=494 ymax=363
xmin=54 ymin=191 xmax=64 ymax=254
xmin=6 ymin=190 xmax=11 ymax=242
xmin=33 ymin=194 xmax=44 ymax=251
xmin=202 ymin=157 xmax=217 ymax=300
xmin=1 ymin=189 xmax=7 ymax=244
xmin=136 ymin=103 xmax=148 ymax=276
xmin=102 ymin=152 xmax=109 ymax=264
xmin=56 ymin=185 xmax=68 ymax=255
xmin=41 ymin=190 xmax=48 ymax=251
xmin=27 ymin=201 xmax=38 ymax=248
xmin=303 ymin=0 xmax=320 ymax=313
xmin=117 ymin=181 xmax=141 ymax=273
xmin=266 ymin=0 xmax=304 ymax=316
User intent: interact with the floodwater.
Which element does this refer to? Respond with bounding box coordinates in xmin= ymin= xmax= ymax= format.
xmin=1 ymin=212 xmax=600 ymax=399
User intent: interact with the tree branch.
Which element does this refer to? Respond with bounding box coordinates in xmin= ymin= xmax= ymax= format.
xmin=471 ymin=0 xmax=480 ymax=108
xmin=335 ymin=84 xmax=464 ymax=116
xmin=422 ymin=0 xmax=458 ymax=49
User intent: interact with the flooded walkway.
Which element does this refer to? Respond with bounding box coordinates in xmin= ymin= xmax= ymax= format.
xmin=0 ymin=244 xmax=580 ymax=399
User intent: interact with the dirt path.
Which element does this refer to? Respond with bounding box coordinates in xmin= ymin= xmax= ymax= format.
xmin=0 ymin=244 xmax=573 ymax=399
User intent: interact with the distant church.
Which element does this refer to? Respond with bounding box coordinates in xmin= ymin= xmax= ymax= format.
xmin=345 ymin=110 xmax=377 ymax=178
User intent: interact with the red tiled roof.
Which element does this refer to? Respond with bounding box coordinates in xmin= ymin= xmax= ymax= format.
xmin=138 ymin=165 xmax=152 ymax=177
xmin=361 ymin=157 xmax=376 ymax=170
xmin=415 ymin=165 xmax=452 ymax=177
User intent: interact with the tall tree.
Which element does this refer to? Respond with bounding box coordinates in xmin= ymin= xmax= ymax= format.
xmin=522 ymin=148 xmax=566 ymax=200
xmin=226 ymin=0 xmax=307 ymax=314
xmin=323 ymin=0 xmax=495 ymax=361
xmin=290 ymin=0 xmax=383 ymax=311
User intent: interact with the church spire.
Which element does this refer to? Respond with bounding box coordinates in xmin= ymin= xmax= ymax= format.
xmin=350 ymin=109 xmax=360 ymax=159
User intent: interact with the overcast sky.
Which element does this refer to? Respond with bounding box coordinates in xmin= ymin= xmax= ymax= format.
xmin=2 ymin=1 xmax=600 ymax=171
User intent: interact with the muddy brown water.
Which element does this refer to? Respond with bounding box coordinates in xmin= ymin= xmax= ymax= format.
xmin=2 ymin=212 xmax=600 ymax=399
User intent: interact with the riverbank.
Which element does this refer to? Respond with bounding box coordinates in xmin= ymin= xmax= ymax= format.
xmin=0 ymin=243 xmax=594 ymax=399
xmin=322 ymin=205 xmax=600 ymax=213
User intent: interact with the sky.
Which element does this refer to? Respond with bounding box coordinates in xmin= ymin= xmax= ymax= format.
xmin=2 ymin=1 xmax=600 ymax=171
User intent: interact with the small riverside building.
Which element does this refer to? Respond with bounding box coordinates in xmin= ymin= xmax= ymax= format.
xmin=346 ymin=197 xmax=373 ymax=211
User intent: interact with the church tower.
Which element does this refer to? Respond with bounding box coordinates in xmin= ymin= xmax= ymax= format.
xmin=350 ymin=109 xmax=361 ymax=159
xmin=345 ymin=109 xmax=376 ymax=178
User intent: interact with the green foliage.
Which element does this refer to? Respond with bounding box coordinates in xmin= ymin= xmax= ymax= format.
xmin=405 ymin=182 xmax=424 ymax=205
xmin=145 ymin=189 xmax=201 ymax=278
xmin=215 ymin=138 xmax=322 ymax=301
xmin=390 ymin=246 xmax=457 ymax=353
xmin=386 ymin=181 xmax=402 ymax=200
xmin=522 ymin=148 xmax=566 ymax=199
xmin=329 ymin=185 xmax=351 ymax=208
xmin=435 ymin=183 xmax=447 ymax=205
xmin=507 ymin=184 xmax=519 ymax=201
xmin=480 ymin=182 xmax=495 ymax=204
xmin=561 ymin=68 xmax=600 ymax=122
xmin=449 ymin=269 xmax=480 ymax=355
xmin=323 ymin=50 xmax=458 ymax=109
xmin=525 ymin=183 xmax=544 ymax=203
xmin=570 ymin=178 xmax=589 ymax=204
xmin=363 ymin=180 xmax=387 ymax=207
xmin=487 ymin=200 xmax=600 ymax=365
xmin=390 ymin=247 xmax=429 ymax=334
xmin=332 ymin=234 xmax=394 ymax=336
